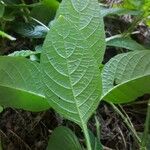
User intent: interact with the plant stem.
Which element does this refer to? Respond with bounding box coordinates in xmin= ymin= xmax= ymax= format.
xmin=0 ymin=30 xmax=16 ymax=41
xmin=95 ymin=115 xmax=101 ymax=141
xmin=82 ymin=123 xmax=92 ymax=150
xmin=141 ymin=99 xmax=150 ymax=150
xmin=20 ymin=0 xmax=30 ymax=23
xmin=31 ymin=17 xmax=50 ymax=31
xmin=123 ymin=13 xmax=144 ymax=37
xmin=106 ymin=31 xmax=140 ymax=42
xmin=110 ymin=102 xmax=141 ymax=143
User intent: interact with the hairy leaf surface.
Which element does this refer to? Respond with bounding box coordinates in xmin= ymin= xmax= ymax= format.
xmin=41 ymin=16 xmax=102 ymax=126
xmin=0 ymin=57 xmax=49 ymax=111
xmin=101 ymin=51 xmax=150 ymax=103
xmin=56 ymin=0 xmax=106 ymax=64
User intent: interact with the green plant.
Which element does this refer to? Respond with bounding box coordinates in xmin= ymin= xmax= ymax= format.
xmin=120 ymin=0 xmax=150 ymax=26
xmin=0 ymin=0 xmax=106 ymax=149
xmin=0 ymin=0 xmax=150 ymax=149
xmin=41 ymin=0 xmax=106 ymax=149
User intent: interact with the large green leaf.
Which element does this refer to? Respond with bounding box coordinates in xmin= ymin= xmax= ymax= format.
xmin=47 ymin=126 xmax=82 ymax=150
xmin=101 ymin=51 xmax=150 ymax=103
xmin=41 ymin=15 xmax=102 ymax=126
xmin=56 ymin=0 xmax=106 ymax=64
xmin=0 ymin=57 xmax=49 ymax=111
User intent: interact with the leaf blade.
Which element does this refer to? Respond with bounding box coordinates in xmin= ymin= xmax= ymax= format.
xmin=41 ymin=16 xmax=102 ymax=126
xmin=56 ymin=0 xmax=106 ymax=64
xmin=47 ymin=126 xmax=82 ymax=150
xmin=107 ymin=37 xmax=146 ymax=51
xmin=0 ymin=57 xmax=49 ymax=111
xmin=101 ymin=51 xmax=150 ymax=103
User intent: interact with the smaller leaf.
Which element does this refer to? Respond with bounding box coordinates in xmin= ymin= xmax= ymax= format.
xmin=14 ymin=22 xmax=48 ymax=38
xmin=2 ymin=0 xmax=20 ymax=5
xmin=8 ymin=50 xmax=40 ymax=57
xmin=47 ymin=126 xmax=82 ymax=150
xmin=89 ymin=130 xmax=103 ymax=150
xmin=100 ymin=7 xmax=140 ymax=17
xmin=121 ymin=0 xmax=144 ymax=10
xmin=0 ymin=56 xmax=50 ymax=111
xmin=107 ymin=37 xmax=146 ymax=51
xmin=43 ymin=0 xmax=59 ymax=11
xmin=0 ymin=105 xmax=3 ymax=113
xmin=138 ymin=132 xmax=150 ymax=149
xmin=0 ymin=3 xmax=5 ymax=18
xmin=31 ymin=4 xmax=56 ymax=25
xmin=102 ymin=51 xmax=150 ymax=103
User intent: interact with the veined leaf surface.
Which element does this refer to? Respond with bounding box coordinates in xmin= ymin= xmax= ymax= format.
xmin=0 ymin=57 xmax=49 ymax=111
xmin=56 ymin=0 xmax=106 ymax=64
xmin=101 ymin=51 xmax=150 ymax=103
xmin=41 ymin=16 xmax=102 ymax=126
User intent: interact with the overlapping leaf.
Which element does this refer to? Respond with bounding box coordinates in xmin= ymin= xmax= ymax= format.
xmin=8 ymin=50 xmax=40 ymax=57
xmin=107 ymin=37 xmax=146 ymax=51
xmin=14 ymin=22 xmax=48 ymax=38
xmin=89 ymin=130 xmax=103 ymax=150
xmin=47 ymin=126 xmax=82 ymax=150
xmin=41 ymin=15 xmax=102 ymax=126
xmin=0 ymin=57 xmax=49 ymax=111
xmin=56 ymin=0 xmax=106 ymax=64
xmin=101 ymin=51 xmax=150 ymax=103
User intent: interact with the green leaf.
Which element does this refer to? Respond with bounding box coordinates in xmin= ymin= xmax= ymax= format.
xmin=0 ymin=3 xmax=5 ymax=18
xmin=101 ymin=51 xmax=150 ymax=103
xmin=100 ymin=7 xmax=140 ymax=17
xmin=56 ymin=0 xmax=106 ymax=64
xmin=31 ymin=4 xmax=56 ymax=25
xmin=43 ymin=0 xmax=59 ymax=11
xmin=0 ymin=57 xmax=50 ymax=111
xmin=47 ymin=126 xmax=82 ymax=150
xmin=138 ymin=132 xmax=150 ymax=149
xmin=89 ymin=131 xmax=103 ymax=150
xmin=107 ymin=37 xmax=146 ymax=51
xmin=121 ymin=0 xmax=144 ymax=10
xmin=0 ymin=105 xmax=3 ymax=113
xmin=2 ymin=0 xmax=20 ymax=4
xmin=8 ymin=50 xmax=40 ymax=57
xmin=14 ymin=22 xmax=48 ymax=38
xmin=41 ymin=15 xmax=102 ymax=126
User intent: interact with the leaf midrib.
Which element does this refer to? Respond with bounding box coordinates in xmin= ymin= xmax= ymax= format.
xmin=0 ymin=84 xmax=45 ymax=98
xmin=65 ymin=44 xmax=85 ymax=126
